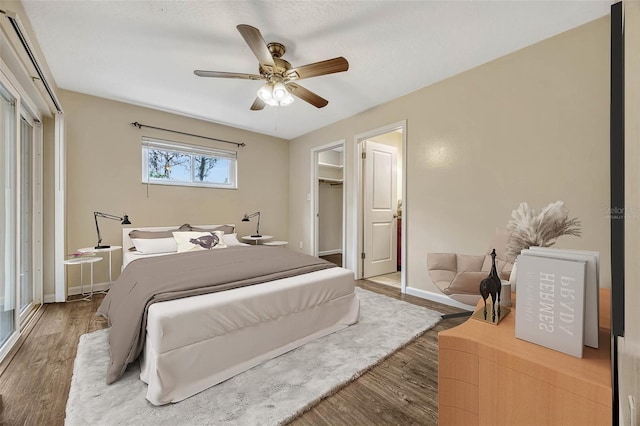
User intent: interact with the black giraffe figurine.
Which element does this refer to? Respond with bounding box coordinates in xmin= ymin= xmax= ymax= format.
xmin=479 ymin=249 xmax=502 ymax=321
xmin=488 ymin=248 xmax=502 ymax=319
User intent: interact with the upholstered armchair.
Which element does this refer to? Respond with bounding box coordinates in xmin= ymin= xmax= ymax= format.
xmin=427 ymin=228 xmax=513 ymax=306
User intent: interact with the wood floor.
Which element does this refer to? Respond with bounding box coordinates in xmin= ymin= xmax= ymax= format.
xmin=0 ymin=281 xmax=467 ymax=426
xmin=320 ymin=254 xmax=342 ymax=267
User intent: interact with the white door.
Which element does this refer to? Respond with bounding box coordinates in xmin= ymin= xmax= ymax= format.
xmin=363 ymin=140 xmax=397 ymax=278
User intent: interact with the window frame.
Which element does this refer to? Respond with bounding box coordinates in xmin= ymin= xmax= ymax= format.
xmin=141 ymin=137 xmax=238 ymax=190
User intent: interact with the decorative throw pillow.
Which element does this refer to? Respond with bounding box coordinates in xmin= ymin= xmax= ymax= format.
xmin=173 ymin=231 xmax=227 ymax=252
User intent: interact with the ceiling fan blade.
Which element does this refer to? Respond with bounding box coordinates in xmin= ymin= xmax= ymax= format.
xmin=194 ymin=70 xmax=263 ymax=80
xmin=250 ymin=97 xmax=266 ymax=111
xmin=286 ymin=57 xmax=349 ymax=81
xmin=237 ymin=24 xmax=275 ymax=68
xmin=287 ymin=83 xmax=329 ymax=108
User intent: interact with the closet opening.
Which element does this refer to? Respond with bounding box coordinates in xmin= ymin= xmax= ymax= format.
xmin=311 ymin=141 xmax=345 ymax=267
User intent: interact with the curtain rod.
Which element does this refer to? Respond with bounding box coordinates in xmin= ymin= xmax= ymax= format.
xmin=130 ymin=121 xmax=246 ymax=148
xmin=1 ymin=9 xmax=63 ymax=112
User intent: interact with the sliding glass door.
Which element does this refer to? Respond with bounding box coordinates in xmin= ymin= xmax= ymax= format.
xmin=0 ymin=82 xmax=17 ymax=350
xmin=0 ymin=70 xmax=42 ymax=361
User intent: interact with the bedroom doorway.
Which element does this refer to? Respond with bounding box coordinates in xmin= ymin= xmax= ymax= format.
xmin=354 ymin=121 xmax=406 ymax=292
xmin=311 ymin=141 xmax=346 ymax=267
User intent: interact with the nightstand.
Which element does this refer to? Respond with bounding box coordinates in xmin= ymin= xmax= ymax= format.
xmin=64 ymin=256 xmax=102 ymax=300
xmin=77 ymin=245 xmax=122 ymax=286
xmin=263 ymin=241 xmax=288 ymax=247
xmin=241 ymin=235 xmax=273 ymax=245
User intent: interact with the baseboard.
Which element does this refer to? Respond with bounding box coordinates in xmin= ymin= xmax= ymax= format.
xmin=319 ymin=249 xmax=342 ymax=256
xmin=404 ymin=287 xmax=475 ymax=311
xmin=44 ymin=281 xmax=110 ymax=303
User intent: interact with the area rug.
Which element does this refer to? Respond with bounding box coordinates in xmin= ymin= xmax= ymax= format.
xmin=66 ymin=288 xmax=441 ymax=425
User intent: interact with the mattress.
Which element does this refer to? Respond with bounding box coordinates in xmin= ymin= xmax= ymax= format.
xmin=139 ymin=266 xmax=359 ymax=405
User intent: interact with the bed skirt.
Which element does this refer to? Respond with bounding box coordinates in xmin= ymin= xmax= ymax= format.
xmin=139 ymin=267 xmax=359 ymax=405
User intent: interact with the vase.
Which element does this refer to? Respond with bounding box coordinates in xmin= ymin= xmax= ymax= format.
xmin=509 ymin=261 xmax=517 ymax=292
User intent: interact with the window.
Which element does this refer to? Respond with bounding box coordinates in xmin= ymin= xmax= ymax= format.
xmin=142 ymin=138 xmax=237 ymax=189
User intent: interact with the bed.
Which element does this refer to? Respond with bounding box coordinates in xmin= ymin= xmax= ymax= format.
xmin=98 ymin=225 xmax=360 ymax=406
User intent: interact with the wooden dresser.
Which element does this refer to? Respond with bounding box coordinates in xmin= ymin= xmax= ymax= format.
xmin=438 ymin=289 xmax=612 ymax=425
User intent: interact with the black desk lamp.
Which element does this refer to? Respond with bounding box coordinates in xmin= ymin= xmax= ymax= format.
xmin=242 ymin=211 xmax=261 ymax=237
xmin=94 ymin=212 xmax=132 ymax=249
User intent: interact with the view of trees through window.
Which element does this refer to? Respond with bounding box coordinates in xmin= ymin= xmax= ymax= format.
xmin=142 ymin=139 xmax=237 ymax=189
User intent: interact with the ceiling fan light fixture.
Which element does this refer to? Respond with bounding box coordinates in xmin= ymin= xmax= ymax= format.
xmin=272 ymin=82 xmax=288 ymax=100
xmin=256 ymin=81 xmax=294 ymax=107
xmin=257 ymin=82 xmax=274 ymax=102
xmin=279 ymin=92 xmax=294 ymax=106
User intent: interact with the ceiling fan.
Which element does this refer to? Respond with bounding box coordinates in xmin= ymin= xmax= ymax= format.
xmin=194 ymin=24 xmax=349 ymax=110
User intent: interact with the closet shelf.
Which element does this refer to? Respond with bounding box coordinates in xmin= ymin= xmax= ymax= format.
xmin=318 ymin=162 xmax=343 ymax=169
xmin=319 ymin=177 xmax=343 ymax=183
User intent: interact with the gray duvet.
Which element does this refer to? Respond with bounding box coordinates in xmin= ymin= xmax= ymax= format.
xmin=97 ymin=246 xmax=335 ymax=384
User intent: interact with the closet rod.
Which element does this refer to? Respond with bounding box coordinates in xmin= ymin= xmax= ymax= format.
xmin=130 ymin=121 xmax=246 ymax=147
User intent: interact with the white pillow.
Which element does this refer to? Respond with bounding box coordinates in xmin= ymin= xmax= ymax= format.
xmin=222 ymin=233 xmax=249 ymax=247
xmin=173 ymin=231 xmax=227 ymax=252
xmin=131 ymin=237 xmax=177 ymax=254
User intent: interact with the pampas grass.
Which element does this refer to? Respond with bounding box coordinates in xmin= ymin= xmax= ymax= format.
xmin=506 ymin=201 xmax=581 ymax=262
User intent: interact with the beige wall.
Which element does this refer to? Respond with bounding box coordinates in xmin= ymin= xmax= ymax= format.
xmin=289 ymin=17 xmax=610 ymax=300
xmin=621 ymin=1 xmax=640 ymax=423
xmin=59 ymin=90 xmax=289 ymax=294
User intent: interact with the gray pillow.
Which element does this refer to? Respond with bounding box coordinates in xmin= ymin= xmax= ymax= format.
xmin=190 ymin=225 xmax=235 ymax=234
xmin=128 ymin=224 xmax=191 ymax=240
xmin=128 ymin=229 xmax=177 ymax=239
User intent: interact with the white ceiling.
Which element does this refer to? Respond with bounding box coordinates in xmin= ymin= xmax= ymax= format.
xmin=21 ymin=1 xmax=610 ymax=140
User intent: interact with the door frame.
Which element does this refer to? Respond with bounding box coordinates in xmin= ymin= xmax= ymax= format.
xmin=310 ymin=139 xmax=346 ymax=266
xmin=353 ymin=120 xmax=407 ymax=293
xmin=17 ymin=107 xmax=43 ymax=326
